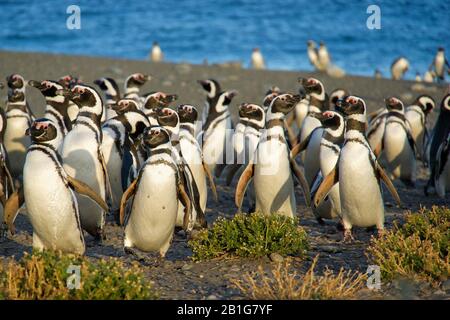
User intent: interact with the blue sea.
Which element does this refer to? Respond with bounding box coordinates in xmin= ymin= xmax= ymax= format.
xmin=0 ymin=0 xmax=448 ymax=79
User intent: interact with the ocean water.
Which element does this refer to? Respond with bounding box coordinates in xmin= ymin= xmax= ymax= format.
xmin=0 ymin=0 xmax=448 ymax=79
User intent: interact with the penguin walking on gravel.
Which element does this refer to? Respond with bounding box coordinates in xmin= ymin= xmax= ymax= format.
xmin=198 ymin=79 xmax=238 ymax=177
xmin=120 ymin=126 xmax=192 ymax=259
xmin=430 ymin=47 xmax=450 ymax=83
xmin=94 ymin=77 xmax=121 ymax=121
xmin=235 ymin=93 xmax=310 ymax=218
xmin=59 ymin=84 xmax=110 ymax=240
xmin=391 ymin=57 xmax=409 ymax=80
xmin=3 ymin=119 xmax=107 ymax=254
xmin=313 ymin=96 xmax=401 ymax=241
xmin=425 ymin=94 xmax=450 ymax=195
xmin=380 ymin=97 xmax=417 ymax=187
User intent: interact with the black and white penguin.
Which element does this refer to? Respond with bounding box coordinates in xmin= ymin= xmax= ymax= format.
xmin=381 ymin=97 xmax=417 ymax=187
xmin=250 ymin=48 xmax=266 ymax=70
xmin=94 ymin=77 xmax=121 ymax=121
xmin=391 ymin=57 xmax=409 ymax=80
xmin=235 ymin=93 xmax=310 ymax=217
xmin=198 ymin=79 xmax=237 ymax=177
xmin=425 ymin=94 xmax=450 ymax=195
xmin=123 ymin=73 xmax=152 ymax=106
xmin=405 ymin=95 xmax=435 ymax=160
xmin=4 ymin=74 xmax=33 ymax=181
xmin=60 ymin=84 xmax=110 ymax=239
xmin=0 ymin=107 xmax=14 ymax=230
xmin=58 ymin=75 xmax=81 ymax=122
xmin=120 ymin=126 xmax=192 ymax=258
xmin=431 ymin=47 xmax=449 ymax=82
xmin=3 ymin=119 xmax=107 ymax=253
xmin=313 ymin=96 xmax=401 ymax=241
xmin=434 ymin=131 xmax=450 ymax=198
xmin=318 ymin=41 xmax=330 ymax=71
xmin=141 ymin=91 xmax=178 ymax=125
xmin=150 ymin=41 xmax=163 ymax=62
xmin=28 ymin=80 xmax=72 ymax=148
xmin=307 ymin=40 xmax=321 ymax=71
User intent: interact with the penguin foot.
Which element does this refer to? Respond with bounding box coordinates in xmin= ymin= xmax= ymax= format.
xmin=247 ymin=204 xmax=256 ymax=213
xmin=336 ymin=221 xmax=344 ymax=231
xmin=365 ymin=225 xmax=377 ymax=233
xmin=377 ymin=228 xmax=386 ymax=238
xmin=316 ymin=217 xmax=325 ymax=225
xmin=343 ymin=229 xmax=354 ymax=243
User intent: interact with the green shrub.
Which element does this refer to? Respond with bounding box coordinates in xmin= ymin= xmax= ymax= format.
xmin=367 ymin=206 xmax=450 ymax=283
xmin=0 ymin=250 xmax=157 ymax=300
xmin=188 ymin=212 xmax=308 ymax=261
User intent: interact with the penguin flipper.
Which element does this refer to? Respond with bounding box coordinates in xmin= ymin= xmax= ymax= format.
xmin=177 ymin=181 xmax=192 ymax=231
xmin=203 ymin=160 xmax=218 ymax=202
xmin=313 ymin=165 xmax=339 ymax=208
xmin=290 ymin=133 xmax=312 ymax=159
xmin=98 ymin=150 xmax=113 ymax=207
xmin=66 ymin=175 xmax=108 ymax=211
xmin=0 ymin=158 xmax=15 ymax=194
xmin=289 ymin=157 xmax=311 ymax=206
xmin=284 ymin=119 xmax=298 ymax=147
xmin=235 ymin=162 xmax=254 ymax=211
xmin=3 ymin=187 xmax=24 ymax=235
xmin=285 ymin=111 xmax=295 ymax=127
xmin=375 ymin=162 xmax=401 ymax=206
xmin=119 ymin=178 xmax=138 ymax=226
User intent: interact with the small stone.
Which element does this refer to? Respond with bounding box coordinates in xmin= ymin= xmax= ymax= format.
xmin=182 ymin=263 xmax=193 ymax=271
xmin=321 ymin=245 xmax=341 ymax=253
xmin=199 ymin=274 xmax=204 ymax=279
xmin=442 ymin=280 xmax=450 ymax=292
xmin=433 ymin=289 xmax=446 ymax=296
xmin=269 ymin=252 xmax=284 ymax=263
xmin=206 ymin=294 xmax=219 ymax=300
xmin=162 ymin=80 xmax=173 ymax=87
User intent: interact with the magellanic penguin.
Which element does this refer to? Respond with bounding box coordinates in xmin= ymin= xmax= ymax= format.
xmin=3 ymin=119 xmax=107 ymax=254
xmin=58 ymin=75 xmax=81 ymax=123
xmin=380 ymin=97 xmax=417 ymax=187
xmin=313 ymin=96 xmax=401 ymax=241
xmin=293 ymin=110 xmax=345 ymax=223
xmin=94 ymin=77 xmax=121 ymax=121
xmin=391 ymin=57 xmax=409 ymax=80
xmin=425 ymin=94 xmax=450 ymax=195
xmin=434 ymin=131 xmax=450 ymax=198
xmin=296 ymin=77 xmax=329 ymax=185
xmin=198 ymin=79 xmax=238 ymax=177
xmin=141 ymin=92 xmax=178 ymax=125
xmin=235 ymin=93 xmax=310 ymax=218
xmin=318 ymin=41 xmax=331 ymax=71
xmin=178 ymin=104 xmax=218 ymax=224
xmin=431 ymin=47 xmax=449 ymax=82
xmin=405 ymin=95 xmax=435 ymax=161
xmin=307 ymin=40 xmax=321 ymax=71
xmin=251 ymin=48 xmax=266 ymax=70
xmin=329 ymin=88 xmax=349 ymax=110
xmin=28 ymin=80 xmax=72 ymax=148
xmin=4 ymin=74 xmax=33 ymax=182
xmin=101 ymin=110 xmax=150 ymax=220
xmin=59 ymin=84 xmax=110 ymax=239
xmin=150 ymin=41 xmax=163 ymax=62
xmin=123 ymin=73 xmax=152 ymax=106
xmin=120 ymin=126 xmax=192 ymax=258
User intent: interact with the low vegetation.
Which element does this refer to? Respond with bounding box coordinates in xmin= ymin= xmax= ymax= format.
xmin=189 ymin=212 xmax=308 ymax=261
xmin=367 ymin=206 xmax=449 ymax=284
xmin=0 ymin=250 xmax=157 ymax=300
xmin=231 ymin=255 xmax=366 ymax=299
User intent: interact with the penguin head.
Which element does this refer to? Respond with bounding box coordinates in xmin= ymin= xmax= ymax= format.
xmin=8 ymin=89 xmax=25 ymax=103
xmin=126 ymin=73 xmax=151 ymax=89
xmin=143 ymin=92 xmax=178 ymax=110
xmin=336 ymin=96 xmax=366 ymax=116
xmin=142 ymin=126 xmax=171 ymax=149
xmin=6 ymin=74 xmax=25 ymax=90
xmin=329 ymin=88 xmax=349 ymax=109
xmin=177 ymin=105 xmax=198 ymax=124
xmin=263 ymin=88 xmax=281 ymax=109
xmin=312 ymin=111 xmax=344 ymax=131
xmin=28 ymin=80 xmax=64 ymax=98
xmin=298 ymin=77 xmax=325 ymax=99
xmin=415 ymin=95 xmax=435 ymax=114
xmin=197 ymin=79 xmax=221 ymax=98
xmin=60 ymin=85 xmax=103 ymax=112
xmin=58 ymin=74 xmax=81 ymax=89
xmin=385 ymin=96 xmax=404 ymax=113
xmin=270 ymin=93 xmax=302 ymax=114
xmin=157 ymin=107 xmax=179 ymax=128
xmin=94 ymin=77 xmax=120 ymax=96
xmin=442 ymin=94 xmax=450 ymax=112
xmin=221 ymin=90 xmax=238 ymax=107
xmin=26 ymin=118 xmax=57 ymax=143
xmin=240 ymin=103 xmax=265 ymax=122
xmin=307 ymin=40 xmax=316 ymax=48
xmin=114 ymin=99 xmax=140 ymax=114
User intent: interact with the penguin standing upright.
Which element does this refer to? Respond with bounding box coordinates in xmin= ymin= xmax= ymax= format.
xmin=425 ymin=94 xmax=450 ymax=195
xmin=235 ymin=93 xmax=310 ymax=218
xmin=0 ymin=107 xmax=14 ymax=229
xmin=380 ymin=97 xmax=417 ymax=187
xmin=391 ymin=57 xmax=409 ymax=80
xmin=120 ymin=126 xmax=191 ymax=258
xmin=4 ymin=74 xmax=33 ymax=181
xmin=150 ymin=41 xmax=163 ymax=62
xmin=251 ymin=48 xmax=266 ymax=70
xmin=3 ymin=119 xmax=107 ymax=254
xmin=307 ymin=40 xmax=321 ymax=71
xmin=58 ymin=75 xmax=81 ymax=122
xmin=434 ymin=131 xmax=450 ymax=198
xmin=60 ymin=84 xmax=110 ymax=239
xmin=141 ymin=92 xmax=178 ymax=125
xmin=198 ymin=79 xmax=237 ymax=177
xmin=431 ymin=47 xmax=450 ymax=82
xmin=405 ymin=95 xmax=435 ymax=160
xmin=318 ymin=41 xmax=330 ymax=71
xmin=313 ymin=96 xmax=401 ymax=241
xmin=94 ymin=77 xmax=121 ymax=121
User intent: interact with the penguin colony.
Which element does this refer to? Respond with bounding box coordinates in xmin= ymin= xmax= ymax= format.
xmin=0 ymin=73 xmax=448 ymax=256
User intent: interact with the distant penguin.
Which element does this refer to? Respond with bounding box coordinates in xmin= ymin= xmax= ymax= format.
xmin=28 ymin=80 xmax=72 ymax=148
xmin=432 ymin=47 xmax=449 ymax=82
xmin=391 ymin=57 xmax=409 ymax=80
xmin=415 ymin=72 xmax=422 ymax=82
xmin=60 ymin=84 xmax=110 ymax=240
xmin=307 ymin=40 xmax=321 ymax=71
xmin=120 ymin=126 xmax=191 ymax=258
xmin=4 ymin=119 xmax=107 ymax=254
xmin=94 ymin=77 xmax=121 ymax=121
xmin=423 ymin=69 xmax=435 ymax=83
xmin=425 ymin=94 xmax=450 ymax=195
xmin=4 ymin=74 xmax=33 ymax=182
xmin=434 ymin=132 xmax=450 ymax=198
xmin=235 ymin=93 xmax=310 ymax=218
xmin=405 ymin=95 xmax=435 ymax=160
xmin=123 ymin=73 xmax=152 ymax=105
xmin=374 ymin=69 xmax=383 ymax=79
xmin=58 ymin=75 xmax=81 ymax=122
xmin=318 ymin=41 xmax=330 ymax=71
xmin=150 ymin=41 xmax=164 ymax=62
xmin=198 ymin=79 xmax=237 ymax=177
xmin=313 ymin=96 xmax=401 ymax=241
xmin=0 ymin=107 xmax=14 ymax=229
xmin=381 ymin=97 xmax=417 ymax=187
xmin=251 ymin=48 xmax=266 ymax=69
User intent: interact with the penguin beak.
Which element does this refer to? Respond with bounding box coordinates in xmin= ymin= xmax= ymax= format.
xmin=162 ymin=94 xmax=178 ymax=104
xmin=93 ymin=79 xmax=102 ymax=86
xmin=226 ymin=90 xmax=238 ymax=99
xmin=197 ymin=80 xmax=210 ymax=91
